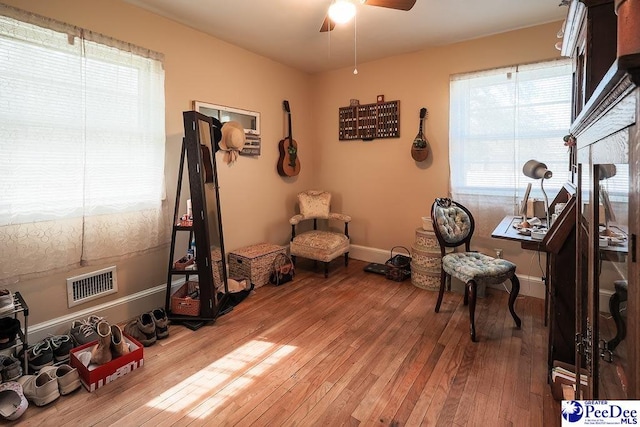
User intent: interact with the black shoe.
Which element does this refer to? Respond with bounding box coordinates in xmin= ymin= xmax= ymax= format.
xmin=0 ymin=317 xmax=21 ymax=350
xmin=49 ymin=335 xmax=74 ymax=363
xmin=16 ymin=340 xmax=54 ymax=373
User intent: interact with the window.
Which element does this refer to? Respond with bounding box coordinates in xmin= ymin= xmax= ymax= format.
xmin=0 ymin=5 xmax=168 ymax=282
xmin=449 ymin=59 xmax=573 ymax=236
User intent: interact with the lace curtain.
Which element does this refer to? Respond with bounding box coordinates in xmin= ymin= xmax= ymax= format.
xmin=449 ymin=60 xmax=573 ymax=237
xmin=0 ymin=5 xmax=169 ymax=284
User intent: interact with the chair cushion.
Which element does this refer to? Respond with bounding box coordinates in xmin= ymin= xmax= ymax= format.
xmin=433 ymin=205 xmax=472 ymax=244
xmin=298 ymin=190 xmax=331 ymax=219
xmin=442 ymin=252 xmax=516 ymax=286
xmin=290 ymin=230 xmax=349 ymax=263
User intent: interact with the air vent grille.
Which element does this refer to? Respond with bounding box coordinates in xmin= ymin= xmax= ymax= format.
xmin=67 ymin=266 xmax=118 ymax=308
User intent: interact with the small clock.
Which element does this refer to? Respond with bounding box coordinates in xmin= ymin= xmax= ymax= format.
xmin=376 ymin=94 xmax=384 ymax=103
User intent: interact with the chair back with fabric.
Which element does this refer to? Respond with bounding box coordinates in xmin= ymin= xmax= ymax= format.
xmin=431 ymin=197 xmax=474 ymax=254
xmin=430 ymin=197 xmax=521 ymax=342
xmin=289 ymin=190 xmax=351 ymax=277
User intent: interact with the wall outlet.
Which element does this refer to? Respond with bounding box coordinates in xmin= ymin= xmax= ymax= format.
xmin=494 ymin=248 xmax=503 ymax=259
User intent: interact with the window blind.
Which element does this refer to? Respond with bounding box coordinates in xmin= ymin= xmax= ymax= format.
xmin=448 ymin=59 xmax=573 ymax=236
xmin=0 ymin=5 xmax=168 ymax=282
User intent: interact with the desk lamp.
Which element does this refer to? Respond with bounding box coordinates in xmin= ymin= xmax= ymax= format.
xmin=522 ymin=160 xmax=553 ymax=230
xmin=598 ymin=164 xmax=617 ymax=237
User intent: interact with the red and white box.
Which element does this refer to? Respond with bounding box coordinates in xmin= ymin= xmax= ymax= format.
xmin=69 ymin=333 xmax=144 ymax=392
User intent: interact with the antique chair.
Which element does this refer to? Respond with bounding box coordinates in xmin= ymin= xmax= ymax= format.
xmin=289 ymin=190 xmax=351 ymax=278
xmin=431 ymin=198 xmax=521 ymax=341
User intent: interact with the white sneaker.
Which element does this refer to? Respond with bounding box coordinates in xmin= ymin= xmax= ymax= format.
xmin=17 ymin=371 xmax=60 ymax=406
xmin=0 ymin=290 xmax=14 ymax=316
xmin=39 ymin=364 xmax=81 ymax=395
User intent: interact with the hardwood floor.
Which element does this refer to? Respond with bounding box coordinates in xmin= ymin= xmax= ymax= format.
xmin=18 ymin=259 xmax=561 ymax=426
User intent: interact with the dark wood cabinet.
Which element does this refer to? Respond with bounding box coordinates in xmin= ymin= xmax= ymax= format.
xmin=561 ymin=0 xmax=640 ymax=399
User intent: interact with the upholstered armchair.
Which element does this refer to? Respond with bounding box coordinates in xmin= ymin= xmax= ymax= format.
xmin=289 ymin=190 xmax=351 ymax=278
xmin=431 ymin=198 xmax=521 ymax=342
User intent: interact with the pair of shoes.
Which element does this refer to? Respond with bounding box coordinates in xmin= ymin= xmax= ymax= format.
xmin=124 ymin=313 xmax=156 ymax=347
xmin=0 ymin=317 xmax=21 ymax=350
xmin=17 ymin=371 xmax=59 ymax=406
xmin=16 ymin=340 xmax=54 ymax=373
xmin=69 ymin=315 xmax=103 ymax=346
xmin=90 ymin=321 xmax=130 ymax=365
xmin=0 ymin=381 xmax=28 ymax=420
xmin=0 ymin=356 xmax=22 ymax=382
xmin=124 ymin=309 xmax=167 ymax=347
xmin=39 ymin=365 xmax=81 ymax=396
xmin=48 ymin=334 xmax=74 ymax=363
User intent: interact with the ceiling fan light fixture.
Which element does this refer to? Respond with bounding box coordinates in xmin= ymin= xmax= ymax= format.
xmin=328 ymin=0 xmax=356 ymax=24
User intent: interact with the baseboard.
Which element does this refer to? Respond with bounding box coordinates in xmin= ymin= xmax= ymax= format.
xmin=27 ymin=279 xmax=185 ymax=343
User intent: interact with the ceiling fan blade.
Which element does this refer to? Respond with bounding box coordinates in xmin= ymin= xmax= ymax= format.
xmin=319 ymin=15 xmax=335 ymax=32
xmin=364 ymin=0 xmax=416 ymax=11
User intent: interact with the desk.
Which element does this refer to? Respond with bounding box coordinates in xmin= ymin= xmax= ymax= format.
xmin=491 ymin=215 xmax=548 ymax=250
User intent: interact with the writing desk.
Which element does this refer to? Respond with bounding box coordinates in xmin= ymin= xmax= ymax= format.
xmin=491 ymin=215 xmax=548 ymax=250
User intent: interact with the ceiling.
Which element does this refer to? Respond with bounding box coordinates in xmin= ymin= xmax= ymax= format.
xmin=123 ymin=0 xmax=568 ymax=74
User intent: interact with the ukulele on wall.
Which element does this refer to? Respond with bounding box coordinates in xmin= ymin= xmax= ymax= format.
xmin=277 ymin=100 xmax=301 ymax=177
xmin=411 ymin=107 xmax=429 ymax=162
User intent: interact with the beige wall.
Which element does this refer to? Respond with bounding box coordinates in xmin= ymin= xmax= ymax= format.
xmin=312 ymin=21 xmax=563 ymax=279
xmin=4 ymin=0 xmax=563 ymax=327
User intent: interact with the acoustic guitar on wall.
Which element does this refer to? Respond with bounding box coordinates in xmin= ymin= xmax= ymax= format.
xmin=411 ymin=107 xmax=429 ymax=162
xmin=277 ymin=100 xmax=301 ymax=177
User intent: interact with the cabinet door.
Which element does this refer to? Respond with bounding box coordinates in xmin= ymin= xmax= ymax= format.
xmin=589 ymin=160 xmax=630 ymax=399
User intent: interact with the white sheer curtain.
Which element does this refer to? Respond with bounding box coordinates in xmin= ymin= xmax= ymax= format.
xmin=0 ymin=5 xmax=169 ymax=284
xmin=449 ymin=60 xmax=573 ymax=237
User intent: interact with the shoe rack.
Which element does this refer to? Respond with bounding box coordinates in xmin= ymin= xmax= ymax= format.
xmin=338 ymin=100 xmax=400 ymax=141
xmin=1 ymin=292 xmax=29 ymax=374
xmin=164 ymin=111 xmax=230 ymax=330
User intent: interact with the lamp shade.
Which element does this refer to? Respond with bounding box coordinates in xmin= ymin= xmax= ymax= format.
xmin=598 ymin=164 xmax=617 ymax=180
xmin=523 ymin=160 xmax=553 ymax=180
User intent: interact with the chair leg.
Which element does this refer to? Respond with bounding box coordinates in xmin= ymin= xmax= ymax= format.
xmin=435 ymin=269 xmax=447 ymax=313
xmin=509 ymin=275 xmax=522 ymax=329
xmin=467 ymin=280 xmax=477 ymax=342
xmin=607 ymin=281 xmax=628 ymax=351
xmin=344 ymin=252 xmax=349 ymax=266
xmin=324 ymin=262 xmax=329 ymax=278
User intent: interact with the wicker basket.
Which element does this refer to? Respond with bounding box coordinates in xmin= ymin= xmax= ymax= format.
xmin=173 ymin=256 xmax=195 ymax=270
xmin=228 ymin=243 xmax=287 ymax=288
xmin=171 ymin=281 xmax=200 ymax=316
xmin=385 ymin=246 xmax=411 ymax=282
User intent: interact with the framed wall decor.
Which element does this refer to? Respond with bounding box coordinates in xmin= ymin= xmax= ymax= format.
xmin=193 ymin=101 xmax=262 ymax=156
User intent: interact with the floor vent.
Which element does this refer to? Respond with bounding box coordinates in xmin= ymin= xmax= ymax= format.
xmin=67 ymin=266 xmax=118 ymax=308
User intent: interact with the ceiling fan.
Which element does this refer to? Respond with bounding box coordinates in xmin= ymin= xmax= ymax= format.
xmin=320 ymin=0 xmax=417 ymax=32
